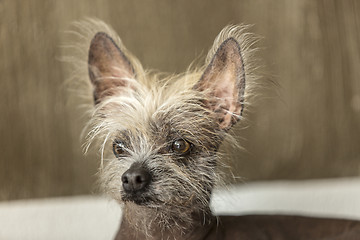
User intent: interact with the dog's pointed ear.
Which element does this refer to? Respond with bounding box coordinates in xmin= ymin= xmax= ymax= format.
xmin=88 ymin=32 xmax=135 ymax=104
xmin=195 ymin=38 xmax=246 ymax=130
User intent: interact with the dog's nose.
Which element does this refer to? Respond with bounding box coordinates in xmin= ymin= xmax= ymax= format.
xmin=121 ymin=166 xmax=151 ymax=193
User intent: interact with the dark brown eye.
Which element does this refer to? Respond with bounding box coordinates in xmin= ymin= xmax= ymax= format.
xmin=113 ymin=140 xmax=126 ymax=158
xmin=172 ymin=139 xmax=191 ymax=154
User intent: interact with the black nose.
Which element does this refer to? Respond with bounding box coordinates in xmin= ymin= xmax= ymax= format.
xmin=121 ymin=166 xmax=151 ymax=193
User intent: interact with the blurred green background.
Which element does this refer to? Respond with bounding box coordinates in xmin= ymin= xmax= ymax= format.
xmin=1 ymin=0 xmax=360 ymax=201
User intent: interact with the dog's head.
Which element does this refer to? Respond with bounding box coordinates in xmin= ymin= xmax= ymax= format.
xmin=85 ymin=25 xmax=250 ymax=228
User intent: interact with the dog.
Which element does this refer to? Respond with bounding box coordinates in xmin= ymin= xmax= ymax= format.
xmin=73 ymin=20 xmax=360 ymax=239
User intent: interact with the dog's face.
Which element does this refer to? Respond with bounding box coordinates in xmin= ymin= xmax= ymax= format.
xmin=86 ymin=30 xmax=246 ymax=225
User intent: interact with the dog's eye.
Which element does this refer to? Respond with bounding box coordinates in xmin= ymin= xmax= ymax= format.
xmin=113 ymin=140 xmax=126 ymax=157
xmin=172 ymin=139 xmax=191 ymax=154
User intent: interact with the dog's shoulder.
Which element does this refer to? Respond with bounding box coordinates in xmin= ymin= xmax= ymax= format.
xmin=205 ymin=215 xmax=360 ymax=240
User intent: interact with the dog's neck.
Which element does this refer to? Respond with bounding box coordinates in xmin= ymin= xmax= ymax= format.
xmin=115 ymin=204 xmax=216 ymax=240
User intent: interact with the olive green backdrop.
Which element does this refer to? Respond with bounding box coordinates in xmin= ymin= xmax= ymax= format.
xmin=1 ymin=0 xmax=360 ymax=200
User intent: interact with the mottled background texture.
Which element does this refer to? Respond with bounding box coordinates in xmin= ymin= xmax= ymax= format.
xmin=1 ymin=0 xmax=360 ymax=200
